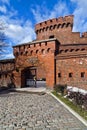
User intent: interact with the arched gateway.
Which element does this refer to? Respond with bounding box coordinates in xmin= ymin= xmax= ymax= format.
xmin=21 ymin=67 xmax=37 ymax=87
xmin=13 ymin=38 xmax=56 ymax=88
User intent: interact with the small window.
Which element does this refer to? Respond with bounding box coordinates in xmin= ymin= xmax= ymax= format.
xmin=81 ymin=48 xmax=85 ymax=51
xmin=34 ymin=44 xmax=36 ymax=47
xmin=5 ymin=74 xmax=7 ymax=78
xmin=45 ymin=42 xmax=47 ymax=46
xmin=58 ymin=73 xmax=61 ymax=78
xmin=39 ymin=43 xmax=41 ymax=46
xmin=45 ymin=21 xmax=47 ymax=24
xmin=70 ymin=49 xmax=74 ymax=52
xmin=49 ymin=35 xmax=54 ymax=39
xmin=25 ymin=51 xmax=28 ymax=55
xmin=28 ymin=45 xmax=30 ymax=48
xmin=11 ymin=74 xmax=14 ymax=78
xmin=75 ymin=49 xmax=79 ymax=51
xmin=65 ymin=49 xmax=68 ymax=52
xmin=69 ymin=73 xmax=73 ymax=78
xmin=81 ymin=72 xmax=85 ymax=78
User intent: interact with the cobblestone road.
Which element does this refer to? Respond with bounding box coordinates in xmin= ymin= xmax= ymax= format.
xmin=0 ymin=92 xmax=87 ymax=130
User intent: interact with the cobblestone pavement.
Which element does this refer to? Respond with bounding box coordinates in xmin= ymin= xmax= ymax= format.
xmin=0 ymin=92 xmax=87 ymax=130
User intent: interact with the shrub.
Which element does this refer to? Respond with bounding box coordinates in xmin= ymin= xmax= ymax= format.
xmin=67 ymin=91 xmax=87 ymax=110
xmin=54 ymin=84 xmax=67 ymax=95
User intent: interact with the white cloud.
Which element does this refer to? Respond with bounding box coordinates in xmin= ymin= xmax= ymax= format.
xmin=71 ymin=0 xmax=87 ymax=32
xmin=4 ymin=53 xmax=14 ymax=59
xmin=0 ymin=5 xmax=7 ymax=13
xmin=31 ymin=1 xmax=69 ymax=23
xmin=0 ymin=1 xmax=35 ymax=59
xmin=5 ymin=20 xmax=35 ymax=45
xmin=0 ymin=3 xmax=35 ymax=45
xmin=1 ymin=0 xmax=10 ymax=5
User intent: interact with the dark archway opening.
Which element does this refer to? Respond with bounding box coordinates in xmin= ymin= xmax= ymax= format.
xmin=21 ymin=67 xmax=36 ymax=88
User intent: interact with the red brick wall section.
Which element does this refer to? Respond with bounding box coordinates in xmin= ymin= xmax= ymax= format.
xmin=56 ymin=57 xmax=87 ymax=90
xmin=0 ymin=60 xmax=15 ymax=88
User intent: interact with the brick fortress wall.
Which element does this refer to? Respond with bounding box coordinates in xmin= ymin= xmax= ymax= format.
xmin=56 ymin=44 xmax=87 ymax=90
xmin=0 ymin=59 xmax=15 ymax=88
xmin=0 ymin=15 xmax=87 ymax=90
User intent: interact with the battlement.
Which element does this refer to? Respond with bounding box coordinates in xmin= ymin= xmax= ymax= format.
xmin=82 ymin=32 xmax=87 ymax=38
xmin=35 ymin=15 xmax=74 ymax=33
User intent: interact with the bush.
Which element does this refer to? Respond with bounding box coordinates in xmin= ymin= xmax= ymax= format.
xmin=54 ymin=84 xmax=67 ymax=95
xmin=67 ymin=91 xmax=87 ymax=110
xmin=7 ymin=83 xmax=15 ymax=88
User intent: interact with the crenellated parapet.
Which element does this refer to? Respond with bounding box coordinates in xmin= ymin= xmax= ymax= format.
xmin=82 ymin=32 xmax=87 ymax=38
xmin=13 ymin=38 xmax=57 ymax=57
xmin=35 ymin=15 xmax=74 ymax=35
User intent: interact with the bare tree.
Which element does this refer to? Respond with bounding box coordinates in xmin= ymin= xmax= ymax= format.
xmin=0 ymin=21 xmax=8 ymax=57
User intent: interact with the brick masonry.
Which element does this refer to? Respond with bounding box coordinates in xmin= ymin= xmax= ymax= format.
xmin=0 ymin=15 xmax=87 ymax=90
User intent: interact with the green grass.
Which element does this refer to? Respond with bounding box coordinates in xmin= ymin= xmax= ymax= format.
xmin=52 ymin=91 xmax=87 ymax=120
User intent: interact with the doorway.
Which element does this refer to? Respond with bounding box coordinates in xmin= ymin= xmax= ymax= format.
xmin=21 ymin=67 xmax=36 ymax=87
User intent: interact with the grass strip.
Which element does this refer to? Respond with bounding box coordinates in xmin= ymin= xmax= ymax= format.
xmin=52 ymin=91 xmax=87 ymax=120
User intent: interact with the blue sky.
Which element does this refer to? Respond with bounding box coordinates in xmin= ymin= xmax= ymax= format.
xmin=0 ymin=0 xmax=87 ymax=59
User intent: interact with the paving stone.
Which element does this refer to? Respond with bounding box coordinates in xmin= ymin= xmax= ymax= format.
xmin=26 ymin=128 xmax=33 ymax=130
xmin=0 ymin=92 xmax=86 ymax=130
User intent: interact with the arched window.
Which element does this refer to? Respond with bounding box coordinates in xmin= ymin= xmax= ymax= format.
xmin=66 ymin=23 xmax=71 ymax=27
xmin=62 ymin=23 xmax=66 ymax=28
xmin=57 ymin=24 xmax=61 ymax=28
xmin=41 ymin=49 xmax=45 ymax=54
xmin=43 ymin=27 xmax=45 ymax=32
xmin=50 ymin=25 xmax=53 ymax=30
xmin=47 ymin=48 xmax=50 ymax=53
xmin=25 ymin=51 xmax=28 ymax=55
xmin=46 ymin=26 xmax=49 ymax=31
xmin=36 ymin=50 xmax=39 ymax=54
xmin=20 ymin=52 xmax=23 ymax=55
xmin=30 ymin=50 xmax=33 ymax=55
xmin=53 ymin=24 xmax=57 ymax=29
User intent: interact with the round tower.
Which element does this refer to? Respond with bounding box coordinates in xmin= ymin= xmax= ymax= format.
xmin=35 ymin=15 xmax=74 ymax=40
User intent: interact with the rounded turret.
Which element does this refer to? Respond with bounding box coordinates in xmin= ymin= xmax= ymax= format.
xmin=35 ymin=15 xmax=74 ymax=40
